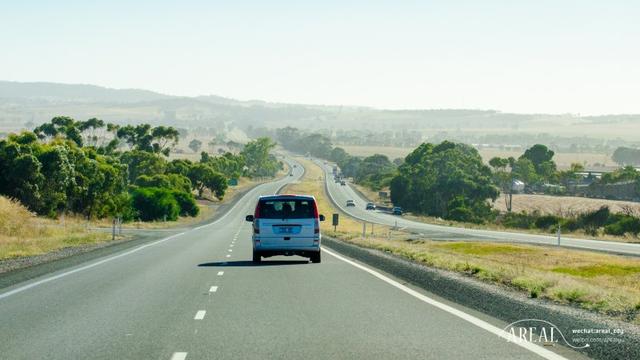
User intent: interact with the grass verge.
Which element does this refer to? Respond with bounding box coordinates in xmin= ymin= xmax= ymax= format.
xmin=0 ymin=196 xmax=112 ymax=260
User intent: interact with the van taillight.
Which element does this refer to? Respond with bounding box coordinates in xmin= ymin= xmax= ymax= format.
xmin=253 ymin=203 xmax=261 ymax=234
xmin=313 ymin=201 xmax=320 ymax=233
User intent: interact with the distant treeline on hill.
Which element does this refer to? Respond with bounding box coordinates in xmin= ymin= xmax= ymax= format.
xmin=0 ymin=116 xmax=282 ymax=222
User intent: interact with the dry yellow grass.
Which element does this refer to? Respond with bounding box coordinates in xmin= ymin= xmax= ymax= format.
xmin=342 ymin=236 xmax=640 ymax=319
xmin=492 ymin=194 xmax=640 ymax=216
xmin=0 ymin=196 xmax=111 ymax=260
xmin=286 ymin=158 xmax=640 ymax=322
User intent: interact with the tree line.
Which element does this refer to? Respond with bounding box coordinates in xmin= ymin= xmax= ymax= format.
xmin=0 ymin=117 xmax=281 ymax=222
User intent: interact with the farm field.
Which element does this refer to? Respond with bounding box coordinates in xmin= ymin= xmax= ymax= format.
xmin=493 ymin=194 xmax=640 ymax=216
xmin=340 ymin=145 xmax=616 ymax=169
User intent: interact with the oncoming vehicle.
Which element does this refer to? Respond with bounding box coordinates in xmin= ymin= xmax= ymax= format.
xmin=245 ymin=195 xmax=325 ymax=263
xmin=346 ymin=199 xmax=355 ymax=207
xmin=392 ymin=206 xmax=403 ymax=215
xmin=365 ymin=202 xmax=376 ymax=210
xmin=340 ymin=180 xmax=346 ymax=186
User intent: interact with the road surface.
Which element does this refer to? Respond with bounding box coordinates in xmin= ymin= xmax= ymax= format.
xmin=0 ymin=159 xmax=576 ymax=359
xmin=319 ymin=160 xmax=640 ymax=257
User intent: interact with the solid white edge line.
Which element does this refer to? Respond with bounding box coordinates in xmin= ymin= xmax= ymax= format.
xmin=209 ymin=286 xmax=218 ymax=292
xmin=194 ymin=310 xmax=206 ymax=320
xmin=323 ymin=247 xmax=568 ymax=360
xmin=171 ymin=352 xmax=188 ymax=360
xmin=0 ymin=168 xmax=298 ymax=300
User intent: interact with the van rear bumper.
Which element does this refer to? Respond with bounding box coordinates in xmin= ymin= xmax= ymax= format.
xmin=256 ymin=248 xmax=320 ymax=258
xmin=253 ymin=240 xmax=320 ymax=258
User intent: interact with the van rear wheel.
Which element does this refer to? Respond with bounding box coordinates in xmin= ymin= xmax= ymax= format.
xmin=252 ymin=251 xmax=261 ymax=263
xmin=310 ymin=251 xmax=321 ymax=264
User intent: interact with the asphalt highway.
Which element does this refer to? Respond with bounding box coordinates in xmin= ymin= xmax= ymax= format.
xmin=0 ymin=159 xmax=578 ymax=359
xmin=319 ymin=160 xmax=640 ymax=257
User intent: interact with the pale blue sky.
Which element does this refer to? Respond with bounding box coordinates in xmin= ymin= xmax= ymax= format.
xmin=1 ymin=1 xmax=639 ymax=114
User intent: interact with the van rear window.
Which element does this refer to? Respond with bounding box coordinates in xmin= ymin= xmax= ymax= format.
xmin=258 ymin=199 xmax=315 ymax=219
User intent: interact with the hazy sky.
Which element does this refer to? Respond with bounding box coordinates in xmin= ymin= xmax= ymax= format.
xmin=1 ymin=0 xmax=639 ymax=114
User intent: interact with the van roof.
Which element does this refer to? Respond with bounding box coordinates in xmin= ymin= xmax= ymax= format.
xmin=258 ymin=194 xmax=316 ymax=201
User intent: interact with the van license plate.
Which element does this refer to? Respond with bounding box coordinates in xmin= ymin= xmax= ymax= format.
xmin=277 ymin=227 xmax=293 ymax=234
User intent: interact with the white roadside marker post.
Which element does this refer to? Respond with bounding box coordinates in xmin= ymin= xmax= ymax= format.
xmin=557 ymin=223 xmax=561 ymax=246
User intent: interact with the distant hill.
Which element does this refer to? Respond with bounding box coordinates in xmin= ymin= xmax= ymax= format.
xmin=1 ymin=80 xmax=639 ymax=143
xmin=0 ymin=81 xmax=172 ymax=103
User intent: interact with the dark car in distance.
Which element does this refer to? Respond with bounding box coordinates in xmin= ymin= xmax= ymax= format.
xmin=392 ymin=206 xmax=403 ymax=215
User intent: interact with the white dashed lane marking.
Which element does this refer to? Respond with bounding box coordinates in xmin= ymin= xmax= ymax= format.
xmin=209 ymin=286 xmax=218 ymax=293
xmin=171 ymin=352 xmax=187 ymax=360
xmin=217 ymin=271 xmax=224 ymax=276
xmin=226 ymin=254 xmax=231 ymax=258
xmin=228 ymin=249 xmax=233 ymax=252
xmin=194 ymin=310 xmax=206 ymax=320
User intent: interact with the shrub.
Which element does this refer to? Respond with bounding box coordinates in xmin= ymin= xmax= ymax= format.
xmin=171 ymin=190 xmax=199 ymax=217
xmin=578 ymin=206 xmax=610 ymax=235
xmin=604 ymin=216 xmax=640 ymax=236
xmin=130 ymin=187 xmax=179 ymax=221
xmin=501 ymin=212 xmax=535 ymax=229
xmin=534 ymin=215 xmax=561 ymax=230
xmin=135 ymin=173 xmax=192 ymax=193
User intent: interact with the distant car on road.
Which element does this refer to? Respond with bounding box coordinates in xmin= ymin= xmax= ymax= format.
xmin=289 ymin=173 xmax=293 ymax=176
xmin=340 ymin=180 xmax=346 ymax=186
xmin=246 ymin=195 xmax=325 ymax=263
xmin=392 ymin=206 xmax=403 ymax=215
xmin=365 ymin=202 xmax=376 ymax=210
xmin=346 ymin=200 xmax=356 ymax=207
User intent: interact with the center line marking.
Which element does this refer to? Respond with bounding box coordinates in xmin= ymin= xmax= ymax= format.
xmin=217 ymin=271 xmax=224 ymax=276
xmin=228 ymin=249 xmax=233 ymax=252
xmin=226 ymin=254 xmax=231 ymax=258
xmin=194 ymin=310 xmax=206 ymax=320
xmin=209 ymin=286 xmax=218 ymax=292
xmin=171 ymin=352 xmax=188 ymax=360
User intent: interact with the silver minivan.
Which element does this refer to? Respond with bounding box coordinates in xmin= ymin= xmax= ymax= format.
xmin=245 ymin=195 xmax=325 ymax=263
